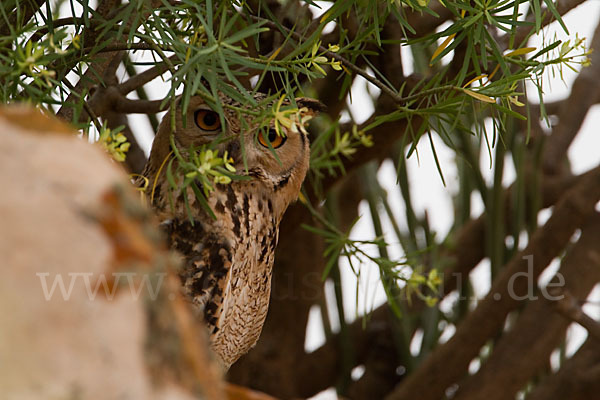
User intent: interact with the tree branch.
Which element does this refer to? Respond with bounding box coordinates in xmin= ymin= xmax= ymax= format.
xmin=385 ymin=164 xmax=600 ymax=400
xmin=114 ymin=96 xmax=167 ymax=114
xmin=285 ymin=167 xmax=590 ymax=398
xmin=56 ymin=0 xmax=122 ymax=122
xmin=118 ymin=55 xmax=179 ymax=95
xmin=453 ymin=212 xmax=600 ymax=400
xmin=527 ymin=337 xmax=600 ymax=400
xmin=554 ymin=289 xmax=600 ymax=342
xmin=294 ymin=305 xmax=396 ymax=397
xmin=0 ymin=0 xmax=46 ymax=36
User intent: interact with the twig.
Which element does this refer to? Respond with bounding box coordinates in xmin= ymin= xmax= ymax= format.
xmin=119 ymin=54 xmax=178 ymax=94
xmin=86 ymin=36 xmax=419 ymax=104
xmin=114 ymin=96 xmax=166 ymax=114
xmin=80 ymin=42 xmax=167 ymax=54
xmin=0 ymin=0 xmax=46 ymax=36
xmin=512 ymin=0 xmax=588 ymax=47
xmin=541 ymin=20 xmax=600 ymax=174
xmin=554 ymin=289 xmax=600 ymax=342
xmin=104 ymin=50 xmax=125 ymax=85
xmin=27 ymin=17 xmax=88 ymax=42
xmin=247 ymin=15 xmax=406 ymax=103
xmin=56 ymin=0 xmax=123 ymax=122
xmin=122 ymin=55 xmax=160 ymax=131
xmin=61 ymin=78 xmax=103 ymax=132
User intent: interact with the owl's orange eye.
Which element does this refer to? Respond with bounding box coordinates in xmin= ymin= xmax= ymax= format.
xmin=194 ymin=109 xmax=222 ymax=131
xmin=258 ymin=128 xmax=287 ymax=149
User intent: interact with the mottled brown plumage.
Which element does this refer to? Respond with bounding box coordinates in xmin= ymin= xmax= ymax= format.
xmin=141 ymin=92 xmax=320 ymax=368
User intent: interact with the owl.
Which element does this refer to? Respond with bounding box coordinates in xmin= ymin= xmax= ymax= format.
xmin=140 ymin=91 xmax=321 ymax=368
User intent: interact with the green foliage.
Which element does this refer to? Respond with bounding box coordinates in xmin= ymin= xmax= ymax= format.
xmin=98 ymin=124 xmax=130 ymax=162
xmin=1 ymin=0 xmax=589 ymax=139
xmin=165 ymin=134 xmax=249 ymax=221
xmin=0 ymin=0 xmax=591 ymax=345
xmin=310 ymin=123 xmax=373 ymax=185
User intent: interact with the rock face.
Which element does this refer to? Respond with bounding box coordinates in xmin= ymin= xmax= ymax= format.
xmin=0 ymin=106 xmax=222 ymax=400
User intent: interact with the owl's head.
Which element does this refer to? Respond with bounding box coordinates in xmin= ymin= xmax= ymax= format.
xmin=148 ymin=93 xmax=322 ymax=216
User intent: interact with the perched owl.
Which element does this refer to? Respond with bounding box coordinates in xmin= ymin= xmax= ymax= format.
xmin=141 ymin=91 xmax=321 ymax=368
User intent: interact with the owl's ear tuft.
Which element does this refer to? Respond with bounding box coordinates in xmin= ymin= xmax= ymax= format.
xmin=295 ymin=97 xmax=326 ymax=115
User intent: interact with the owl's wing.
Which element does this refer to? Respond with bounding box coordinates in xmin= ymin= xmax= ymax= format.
xmin=163 ymin=218 xmax=232 ymax=334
